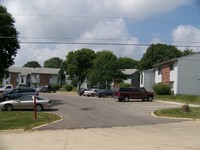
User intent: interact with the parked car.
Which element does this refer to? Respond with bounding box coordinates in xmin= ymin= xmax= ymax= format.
xmin=39 ymin=85 xmax=56 ymax=93
xmin=0 ymin=95 xmax=53 ymax=111
xmin=83 ymin=89 xmax=100 ymax=97
xmin=113 ymin=87 xmax=154 ymax=102
xmin=0 ymin=85 xmax=13 ymax=93
xmin=97 ymin=89 xmax=113 ymax=97
xmin=0 ymin=87 xmax=39 ymax=102
xmin=77 ymin=88 xmax=89 ymax=96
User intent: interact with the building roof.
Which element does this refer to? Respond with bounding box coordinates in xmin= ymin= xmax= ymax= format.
xmin=9 ymin=67 xmax=60 ymax=75
xmin=121 ymin=69 xmax=137 ymax=75
xmin=153 ymin=51 xmax=200 ymax=68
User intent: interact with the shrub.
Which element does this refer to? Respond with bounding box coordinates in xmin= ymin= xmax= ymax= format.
xmin=63 ymin=84 xmax=73 ymax=91
xmin=119 ymin=82 xmax=132 ymax=88
xmin=52 ymin=84 xmax=62 ymax=91
xmin=153 ymin=83 xmax=171 ymax=95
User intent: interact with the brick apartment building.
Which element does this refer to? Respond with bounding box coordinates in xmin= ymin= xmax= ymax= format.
xmin=2 ymin=67 xmax=61 ymax=88
xmin=140 ymin=52 xmax=200 ymax=95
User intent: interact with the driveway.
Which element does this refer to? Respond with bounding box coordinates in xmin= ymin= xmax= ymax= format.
xmin=38 ymin=92 xmax=187 ymax=130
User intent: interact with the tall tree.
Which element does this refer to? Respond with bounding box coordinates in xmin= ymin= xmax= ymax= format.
xmin=117 ymin=57 xmax=138 ymax=69
xmin=138 ymin=43 xmax=182 ymax=71
xmin=88 ymin=50 xmax=119 ymax=88
xmin=65 ymin=48 xmax=96 ymax=85
xmin=182 ymin=48 xmax=195 ymax=56
xmin=23 ymin=61 xmax=41 ymax=68
xmin=0 ymin=5 xmax=20 ymax=79
xmin=44 ymin=57 xmax=63 ymax=68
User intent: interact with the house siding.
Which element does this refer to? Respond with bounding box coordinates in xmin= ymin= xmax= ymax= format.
xmin=170 ymin=62 xmax=178 ymax=94
xmin=177 ymin=53 xmax=200 ymax=95
xmin=140 ymin=69 xmax=155 ymax=92
xmin=155 ymin=68 xmax=162 ymax=83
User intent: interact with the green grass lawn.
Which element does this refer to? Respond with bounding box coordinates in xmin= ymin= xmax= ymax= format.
xmin=155 ymin=95 xmax=200 ymax=105
xmin=154 ymin=107 xmax=200 ymax=119
xmin=0 ymin=111 xmax=62 ymax=130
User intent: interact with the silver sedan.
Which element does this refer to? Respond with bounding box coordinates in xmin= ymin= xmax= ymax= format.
xmin=0 ymin=95 xmax=53 ymax=111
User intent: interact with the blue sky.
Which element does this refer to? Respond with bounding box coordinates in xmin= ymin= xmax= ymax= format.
xmin=1 ymin=0 xmax=200 ymax=66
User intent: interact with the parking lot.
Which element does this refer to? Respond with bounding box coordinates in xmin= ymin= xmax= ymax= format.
xmin=39 ymin=92 xmax=186 ymax=130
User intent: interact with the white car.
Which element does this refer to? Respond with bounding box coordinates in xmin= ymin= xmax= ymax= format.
xmin=83 ymin=89 xmax=99 ymax=97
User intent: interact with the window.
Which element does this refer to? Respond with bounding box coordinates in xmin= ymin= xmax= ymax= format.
xmin=140 ymin=73 xmax=143 ymax=85
xmin=169 ymin=81 xmax=174 ymax=90
xmin=170 ymin=63 xmax=174 ymax=71
xmin=158 ymin=67 xmax=162 ymax=75
xmin=20 ymin=75 xmax=24 ymax=83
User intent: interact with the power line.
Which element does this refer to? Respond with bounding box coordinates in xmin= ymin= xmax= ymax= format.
xmin=19 ymin=41 xmax=200 ymax=48
xmin=11 ymin=13 xmax=200 ymax=24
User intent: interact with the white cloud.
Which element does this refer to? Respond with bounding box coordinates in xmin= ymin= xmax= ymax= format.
xmin=172 ymin=25 xmax=200 ymax=51
xmin=1 ymin=0 xmax=191 ymax=66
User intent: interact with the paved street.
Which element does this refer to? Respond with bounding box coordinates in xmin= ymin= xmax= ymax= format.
xmin=1 ymin=92 xmax=199 ymax=150
xmin=39 ymin=92 xmax=186 ymax=130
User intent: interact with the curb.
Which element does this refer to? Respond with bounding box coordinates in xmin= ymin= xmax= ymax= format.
xmin=32 ymin=115 xmax=64 ymax=130
xmin=151 ymin=111 xmax=197 ymax=120
xmin=156 ymin=100 xmax=200 ymax=107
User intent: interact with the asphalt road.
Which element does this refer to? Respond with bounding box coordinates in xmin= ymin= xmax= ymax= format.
xmin=39 ymin=92 xmax=186 ymax=130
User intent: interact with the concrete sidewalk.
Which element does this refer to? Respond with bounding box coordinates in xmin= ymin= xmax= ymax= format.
xmin=1 ymin=121 xmax=200 ymax=150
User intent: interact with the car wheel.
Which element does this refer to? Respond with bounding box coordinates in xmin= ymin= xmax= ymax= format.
xmin=4 ymin=97 xmax=10 ymax=101
xmin=148 ymin=96 xmax=153 ymax=102
xmin=124 ymin=96 xmax=129 ymax=102
xmin=5 ymin=104 xmax=13 ymax=111
xmin=118 ymin=98 xmax=122 ymax=102
xmin=36 ymin=104 xmax=43 ymax=111
xmin=91 ymin=93 xmax=95 ymax=97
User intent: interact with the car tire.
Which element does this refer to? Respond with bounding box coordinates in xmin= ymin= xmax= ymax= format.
xmin=148 ymin=96 xmax=153 ymax=102
xmin=91 ymin=93 xmax=95 ymax=97
xmin=118 ymin=98 xmax=122 ymax=102
xmin=124 ymin=96 xmax=129 ymax=102
xmin=36 ymin=104 xmax=43 ymax=111
xmin=5 ymin=104 xmax=13 ymax=111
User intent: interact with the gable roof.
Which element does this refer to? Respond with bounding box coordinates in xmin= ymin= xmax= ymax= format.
xmin=153 ymin=51 xmax=200 ymax=67
xmin=121 ymin=69 xmax=137 ymax=75
xmin=9 ymin=67 xmax=60 ymax=75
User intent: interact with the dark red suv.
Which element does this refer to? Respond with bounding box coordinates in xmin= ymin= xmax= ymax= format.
xmin=113 ymin=87 xmax=154 ymax=102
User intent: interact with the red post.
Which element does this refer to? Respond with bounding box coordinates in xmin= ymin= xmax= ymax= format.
xmin=33 ymin=96 xmax=37 ymax=120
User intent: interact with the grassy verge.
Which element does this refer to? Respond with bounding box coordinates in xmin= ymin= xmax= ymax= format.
xmin=0 ymin=111 xmax=62 ymax=130
xmin=154 ymin=107 xmax=200 ymax=119
xmin=155 ymin=95 xmax=200 ymax=105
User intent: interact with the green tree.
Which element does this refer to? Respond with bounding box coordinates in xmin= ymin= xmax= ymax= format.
xmin=138 ymin=43 xmax=182 ymax=71
xmin=23 ymin=61 xmax=41 ymax=68
xmin=117 ymin=57 xmax=138 ymax=69
xmin=64 ymin=48 xmax=96 ymax=87
xmin=88 ymin=50 xmax=118 ymax=88
xmin=43 ymin=57 xmax=63 ymax=68
xmin=0 ymin=5 xmax=20 ymax=79
xmin=182 ymin=49 xmax=195 ymax=56
xmin=44 ymin=57 xmax=66 ymax=84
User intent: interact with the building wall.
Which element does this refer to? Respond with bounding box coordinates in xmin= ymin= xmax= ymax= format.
xmin=177 ymin=53 xmax=200 ymax=95
xmin=155 ymin=68 xmax=162 ymax=83
xmin=140 ymin=69 xmax=155 ymax=92
xmin=40 ymin=74 xmax=50 ymax=86
xmin=10 ymin=73 xmax=18 ymax=87
xmin=161 ymin=63 xmax=170 ymax=85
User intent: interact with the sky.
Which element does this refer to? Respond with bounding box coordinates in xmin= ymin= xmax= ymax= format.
xmin=1 ymin=0 xmax=200 ymax=67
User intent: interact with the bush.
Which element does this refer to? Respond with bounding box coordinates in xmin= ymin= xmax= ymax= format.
xmin=119 ymin=82 xmax=132 ymax=88
xmin=63 ymin=84 xmax=73 ymax=91
xmin=153 ymin=83 xmax=171 ymax=95
xmin=52 ymin=84 xmax=62 ymax=91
